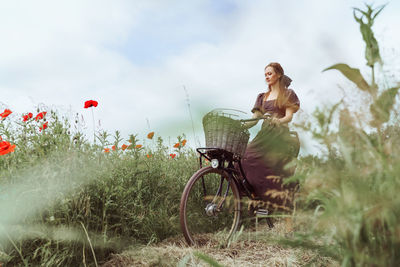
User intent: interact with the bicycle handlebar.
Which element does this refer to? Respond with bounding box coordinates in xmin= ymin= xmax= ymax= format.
xmin=238 ymin=114 xmax=271 ymax=123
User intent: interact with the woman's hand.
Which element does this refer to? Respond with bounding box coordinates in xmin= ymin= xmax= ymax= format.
xmin=271 ymin=117 xmax=281 ymax=125
xmin=243 ymin=110 xmax=263 ymax=129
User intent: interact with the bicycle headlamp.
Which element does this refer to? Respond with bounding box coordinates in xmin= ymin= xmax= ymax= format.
xmin=211 ymin=159 xmax=219 ymax=168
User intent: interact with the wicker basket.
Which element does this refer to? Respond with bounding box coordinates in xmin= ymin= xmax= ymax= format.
xmin=202 ymin=110 xmax=250 ymax=157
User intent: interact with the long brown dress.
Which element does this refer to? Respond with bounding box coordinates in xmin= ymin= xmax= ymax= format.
xmin=241 ymin=89 xmax=300 ymax=212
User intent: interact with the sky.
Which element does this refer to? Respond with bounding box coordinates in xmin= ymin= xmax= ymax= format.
xmin=1 ymin=0 xmax=399 ymax=153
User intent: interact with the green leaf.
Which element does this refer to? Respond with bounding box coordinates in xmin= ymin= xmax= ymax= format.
xmin=370 ymin=86 xmax=400 ymax=125
xmin=177 ymin=254 xmax=191 ymax=267
xmin=194 ymin=252 xmax=224 ymax=267
xmin=323 ymin=63 xmax=371 ymax=92
xmin=353 ymin=4 xmax=385 ymax=66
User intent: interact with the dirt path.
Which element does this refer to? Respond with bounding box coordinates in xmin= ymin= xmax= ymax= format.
xmin=102 ymin=221 xmax=338 ymax=266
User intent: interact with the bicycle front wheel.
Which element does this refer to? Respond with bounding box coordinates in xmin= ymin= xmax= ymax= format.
xmin=180 ymin=166 xmax=241 ymax=246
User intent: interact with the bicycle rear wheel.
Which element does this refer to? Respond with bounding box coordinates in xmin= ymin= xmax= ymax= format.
xmin=180 ymin=166 xmax=241 ymax=246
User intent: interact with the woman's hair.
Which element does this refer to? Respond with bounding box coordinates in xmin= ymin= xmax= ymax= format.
xmin=265 ymin=62 xmax=292 ymax=109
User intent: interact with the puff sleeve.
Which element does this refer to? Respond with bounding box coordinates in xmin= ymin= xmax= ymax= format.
xmin=286 ymin=89 xmax=300 ymax=113
xmin=251 ymin=93 xmax=264 ymax=113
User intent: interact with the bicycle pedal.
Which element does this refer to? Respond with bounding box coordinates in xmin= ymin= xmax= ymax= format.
xmin=255 ymin=209 xmax=269 ymax=216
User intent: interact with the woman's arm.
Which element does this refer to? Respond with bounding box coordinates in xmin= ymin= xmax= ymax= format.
xmin=272 ymin=107 xmax=296 ymax=125
xmin=243 ymin=110 xmax=263 ymax=129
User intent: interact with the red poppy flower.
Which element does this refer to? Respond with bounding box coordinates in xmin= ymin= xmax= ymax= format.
xmin=135 ymin=144 xmax=142 ymax=149
xmin=147 ymin=132 xmax=154 ymax=139
xmin=0 ymin=137 xmax=16 ymax=155
xmin=0 ymin=109 xmax=12 ymax=120
xmin=112 ymin=145 xmax=116 ymax=151
xmin=39 ymin=122 xmax=48 ymax=131
xmin=181 ymin=139 xmax=187 ymax=147
xmin=121 ymin=144 xmax=128 ymax=150
xmin=35 ymin=112 xmax=47 ymax=121
xmin=146 ymin=154 xmax=152 ymax=158
xmin=170 ymin=153 xmax=176 ymax=159
xmin=104 ymin=148 xmax=110 ymax=153
xmin=22 ymin=113 xmax=33 ymax=122
xmin=84 ymin=100 xmax=98 ymax=108
xmin=173 ymin=142 xmax=180 ymax=148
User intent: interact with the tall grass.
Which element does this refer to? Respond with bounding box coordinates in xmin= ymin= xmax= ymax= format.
xmin=288 ymin=3 xmax=400 ymax=266
xmin=0 ymin=110 xmax=198 ymax=266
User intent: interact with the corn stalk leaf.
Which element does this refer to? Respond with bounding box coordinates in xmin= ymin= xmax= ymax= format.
xmin=370 ymin=86 xmax=400 ymax=125
xmin=323 ymin=63 xmax=372 ymax=92
xmin=353 ymin=4 xmax=385 ymax=67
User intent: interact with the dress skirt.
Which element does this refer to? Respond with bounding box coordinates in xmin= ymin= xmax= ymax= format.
xmin=241 ymin=121 xmax=299 ymax=212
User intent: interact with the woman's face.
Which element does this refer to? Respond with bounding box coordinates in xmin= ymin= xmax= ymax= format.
xmin=264 ymin=66 xmax=280 ymax=86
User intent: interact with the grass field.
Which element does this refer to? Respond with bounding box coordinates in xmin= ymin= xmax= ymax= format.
xmin=1 ymin=3 xmax=399 ymax=266
xmin=1 ymin=102 xmax=399 ymax=266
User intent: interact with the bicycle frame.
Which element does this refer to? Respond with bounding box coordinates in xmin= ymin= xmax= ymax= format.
xmin=196 ymin=147 xmax=259 ymax=200
xmin=179 ymin=116 xmax=281 ymax=245
xmin=194 ymin=147 xmax=275 ymax=229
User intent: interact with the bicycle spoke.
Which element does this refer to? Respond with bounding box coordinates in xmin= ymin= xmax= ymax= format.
xmin=180 ymin=167 xmax=241 ymax=246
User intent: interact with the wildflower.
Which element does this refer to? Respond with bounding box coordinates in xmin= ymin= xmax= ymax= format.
xmin=135 ymin=144 xmax=142 ymax=149
xmin=170 ymin=153 xmax=176 ymax=159
xmin=22 ymin=113 xmax=33 ymax=122
xmin=0 ymin=137 xmax=16 ymax=155
xmin=146 ymin=154 xmax=152 ymax=158
xmin=84 ymin=100 xmax=98 ymax=108
xmin=0 ymin=109 xmax=12 ymax=120
xmin=121 ymin=144 xmax=128 ymax=150
xmin=35 ymin=112 xmax=47 ymax=121
xmin=104 ymin=148 xmax=110 ymax=153
xmin=112 ymin=145 xmax=116 ymax=151
xmin=39 ymin=122 xmax=48 ymax=131
xmin=181 ymin=139 xmax=187 ymax=146
xmin=173 ymin=142 xmax=180 ymax=148
xmin=147 ymin=132 xmax=154 ymax=139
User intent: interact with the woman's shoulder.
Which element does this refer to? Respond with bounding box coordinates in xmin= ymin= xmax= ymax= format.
xmin=256 ymin=92 xmax=265 ymax=98
xmin=285 ymin=88 xmax=300 ymax=109
xmin=286 ymin=88 xmax=297 ymax=95
xmin=286 ymin=88 xmax=299 ymax=99
xmin=251 ymin=92 xmax=266 ymax=113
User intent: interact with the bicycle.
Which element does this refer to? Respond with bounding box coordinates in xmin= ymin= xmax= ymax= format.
xmin=179 ymin=115 xmax=275 ymax=246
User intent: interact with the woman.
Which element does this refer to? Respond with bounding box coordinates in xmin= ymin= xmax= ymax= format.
xmin=242 ymin=62 xmax=300 ymax=215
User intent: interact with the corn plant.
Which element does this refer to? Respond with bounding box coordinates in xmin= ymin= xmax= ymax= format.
xmin=289 ymin=3 xmax=400 ymax=266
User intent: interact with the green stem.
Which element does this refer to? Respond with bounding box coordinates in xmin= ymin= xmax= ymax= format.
xmin=2 ymin=226 xmax=28 ymax=266
xmin=371 ymin=64 xmax=377 ymax=99
xmin=80 ymin=222 xmax=98 ymax=267
xmin=183 ymin=85 xmax=198 ymax=146
xmin=371 ymin=64 xmax=375 ymax=86
xmin=91 ymin=108 xmax=96 ymax=144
